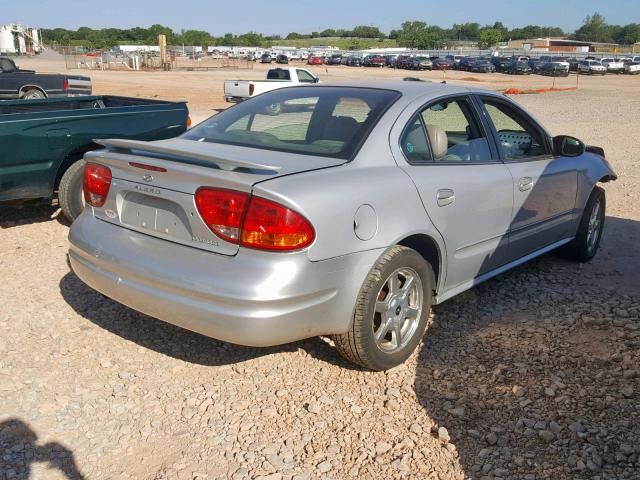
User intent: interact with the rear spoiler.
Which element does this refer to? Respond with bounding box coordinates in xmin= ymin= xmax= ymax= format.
xmin=94 ymin=138 xmax=282 ymax=172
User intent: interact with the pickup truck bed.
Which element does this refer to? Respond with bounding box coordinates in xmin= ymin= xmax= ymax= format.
xmin=1 ymin=95 xmax=189 ymax=220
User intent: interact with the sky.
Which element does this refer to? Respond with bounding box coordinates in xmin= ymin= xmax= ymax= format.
xmin=3 ymin=0 xmax=639 ymax=35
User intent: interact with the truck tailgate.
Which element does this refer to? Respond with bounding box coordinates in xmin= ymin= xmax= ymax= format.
xmin=224 ymin=80 xmax=251 ymax=98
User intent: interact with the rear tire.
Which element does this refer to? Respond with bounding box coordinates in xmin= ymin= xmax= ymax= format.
xmin=333 ymin=246 xmax=433 ymax=371
xmin=22 ymin=88 xmax=45 ymax=99
xmin=561 ymin=186 xmax=605 ymax=262
xmin=58 ymin=159 xmax=86 ymax=222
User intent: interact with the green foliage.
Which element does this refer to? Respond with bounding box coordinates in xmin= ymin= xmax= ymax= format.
xmin=477 ymin=29 xmax=502 ymax=49
xmin=39 ymin=15 xmax=640 ymax=51
xmin=397 ymin=21 xmax=444 ymax=49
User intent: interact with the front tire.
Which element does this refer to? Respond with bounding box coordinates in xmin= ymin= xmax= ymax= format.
xmin=561 ymin=186 xmax=605 ymax=262
xmin=58 ymin=159 xmax=86 ymax=222
xmin=333 ymin=246 xmax=433 ymax=371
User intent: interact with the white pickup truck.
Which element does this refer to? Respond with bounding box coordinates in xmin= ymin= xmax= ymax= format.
xmin=224 ymin=67 xmax=319 ymax=103
xmin=600 ymin=58 xmax=625 ymax=73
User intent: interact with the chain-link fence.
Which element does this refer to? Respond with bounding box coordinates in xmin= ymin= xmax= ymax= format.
xmin=55 ymin=47 xmax=254 ymax=71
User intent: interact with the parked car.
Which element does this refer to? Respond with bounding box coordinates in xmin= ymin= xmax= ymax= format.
xmin=363 ymin=55 xmax=386 ymax=67
xmin=567 ymin=58 xmax=581 ymax=72
xmin=505 ymin=60 xmax=532 ymax=75
xmin=307 ymin=56 xmax=324 ymax=65
xmin=395 ymin=55 xmax=412 ymax=69
xmin=224 ymin=67 xmax=319 ymax=104
xmin=445 ymin=55 xmax=464 ymax=67
xmin=600 ymin=58 xmax=625 ymax=74
xmin=0 ymin=56 xmax=91 ymax=99
xmin=456 ymin=57 xmax=476 ymax=72
xmin=406 ymin=56 xmax=432 ymax=70
xmin=469 ymin=59 xmax=495 ymax=73
xmin=325 ymin=54 xmax=343 ymax=65
xmin=385 ymin=55 xmax=399 ymax=67
xmin=345 ymin=56 xmax=363 ymax=67
xmin=624 ymin=62 xmax=640 ymax=74
xmin=431 ymin=58 xmax=454 ymax=70
xmin=260 ymin=53 xmax=273 ymax=64
xmin=539 ymin=61 xmax=570 ymax=77
xmin=67 ymin=81 xmax=616 ymax=370
xmin=0 ymin=95 xmax=189 ymax=221
xmin=528 ymin=57 xmax=546 ymax=73
xmin=276 ymin=54 xmax=289 ymax=64
xmin=578 ymin=60 xmax=606 ymax=75
xmin=491 ymin=56 xmax=512 ymax=72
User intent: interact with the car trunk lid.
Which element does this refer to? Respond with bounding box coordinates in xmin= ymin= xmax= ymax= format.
xmin=85 ymin=137 xmax=345 ymax=255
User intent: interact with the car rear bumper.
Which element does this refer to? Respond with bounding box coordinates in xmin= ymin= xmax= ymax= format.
xmin=68 ymin=212 xmax=382 ymax=347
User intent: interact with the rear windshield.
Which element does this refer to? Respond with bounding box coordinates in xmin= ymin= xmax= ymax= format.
xmin=183 ymin=86 xmax=400 ymax=160
xmin=266 ymin=69 xmax=291 ymax=80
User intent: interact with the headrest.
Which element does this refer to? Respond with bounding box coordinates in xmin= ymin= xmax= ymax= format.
xmin=425 ymin=124 xmax=448 ymax=158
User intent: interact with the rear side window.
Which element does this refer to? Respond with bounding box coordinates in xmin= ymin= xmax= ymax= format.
xmin=184 ymin=87 xmax=400 ymax=160
xmin=401 ymin=97 xmax=493 ymax=164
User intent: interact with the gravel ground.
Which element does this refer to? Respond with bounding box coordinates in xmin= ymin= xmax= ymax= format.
xmin=1 ymin=54 xmax=638 ymax=479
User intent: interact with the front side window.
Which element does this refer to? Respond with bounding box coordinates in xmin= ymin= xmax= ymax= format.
xmin=481 ymin=98 xmax=549 ymax=160
xmin=184 ymin=87 xmax=400 ymax=160
xmin=400 ymin=97 xmax=493 ymax=164
xmin=296 ymin=70 xmax=315 ymax=83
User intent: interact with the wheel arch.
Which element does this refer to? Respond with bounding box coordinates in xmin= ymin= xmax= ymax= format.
xmin=53 ymin=142 xmax=101 ymax=190
xmin=19 ymin=85 xmax=48 ymax=98
xmin=397 ymin=233 xmax=443 ymax=294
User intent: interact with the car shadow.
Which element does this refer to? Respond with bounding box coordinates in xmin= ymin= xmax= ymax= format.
xmin=0 ymin=200 xmax=70 ymax=229
xmin=58 ymin=270 xmax=360 ymax=370
xmin=413 ymin=216 xmax=640 ymax=478
xmin=0 ymin=418 xmax=86 ymax=479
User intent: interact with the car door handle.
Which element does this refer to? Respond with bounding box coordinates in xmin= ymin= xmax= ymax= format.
xmin=437 ymin=189 xmax=455 ymax=207
xmin=518 ymin=177 xmax=534 ymax=191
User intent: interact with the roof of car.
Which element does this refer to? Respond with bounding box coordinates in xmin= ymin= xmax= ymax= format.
xmin=316 ymin=80 xmax=496 ymax=101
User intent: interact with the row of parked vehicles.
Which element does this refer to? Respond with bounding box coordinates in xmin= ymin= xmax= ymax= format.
xmin=297 ymin=52 xmax=640 ymax=76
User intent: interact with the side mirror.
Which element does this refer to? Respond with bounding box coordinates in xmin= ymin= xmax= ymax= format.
xmin=313 ymin=77 xmax=319 ymax=83
xmin=553 ymin=135 xmax=585 ymax=157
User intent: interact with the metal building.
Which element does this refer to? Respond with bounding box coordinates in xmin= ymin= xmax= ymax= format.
xmin=0 ymin=24 xmax=42 ymax=54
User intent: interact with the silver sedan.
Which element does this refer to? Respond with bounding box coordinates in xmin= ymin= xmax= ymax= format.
xmin=69 ymin=81 xmax=616 ymax=370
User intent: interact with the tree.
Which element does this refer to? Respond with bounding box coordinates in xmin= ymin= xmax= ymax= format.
xmin=575 ymin=13 xmax=611 ymax=42
xmin=613 ymin=23 xmax=640 ymax=45
xmin=478 ymin=29 xmax=502 ymax=49
xmin=397 ymin=21 xmax=444 ymax=49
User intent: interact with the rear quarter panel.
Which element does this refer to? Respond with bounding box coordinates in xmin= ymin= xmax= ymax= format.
xmin=253 ymin=162 xmax=445 ymax=264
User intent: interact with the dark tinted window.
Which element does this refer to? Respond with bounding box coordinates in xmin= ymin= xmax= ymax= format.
xmin=267 ymin=69 xmax=291 ymax=80
xmin=184 ymin=87 xmax=400 ymax=160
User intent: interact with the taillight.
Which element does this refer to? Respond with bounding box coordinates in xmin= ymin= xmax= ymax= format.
xmin=63 ymin=78 xmax=69 ymax=90
xmin=194 ymin=188 xmax=315 ymax=251
xmin=241 ymin=196 xmax=314 ymax=250
xmin=195 ymin=188 xmax=249 ymax=243
xmin=186 ymin=116 xmax=192 ymax=128
xmin=83 ymin=163 xmax=112 ymax=207
xmin=249 ymin=84 xmax=255 ymax=96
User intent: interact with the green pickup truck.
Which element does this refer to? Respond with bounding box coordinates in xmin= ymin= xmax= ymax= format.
xmin=1 ymin=95 xmax=189 ymax=220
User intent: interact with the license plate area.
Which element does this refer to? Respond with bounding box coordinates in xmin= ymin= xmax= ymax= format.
xmin=94 ymin=178 xmax=239 ymax=256
xmin=120 ymin=191 xmax=191 ymax=240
